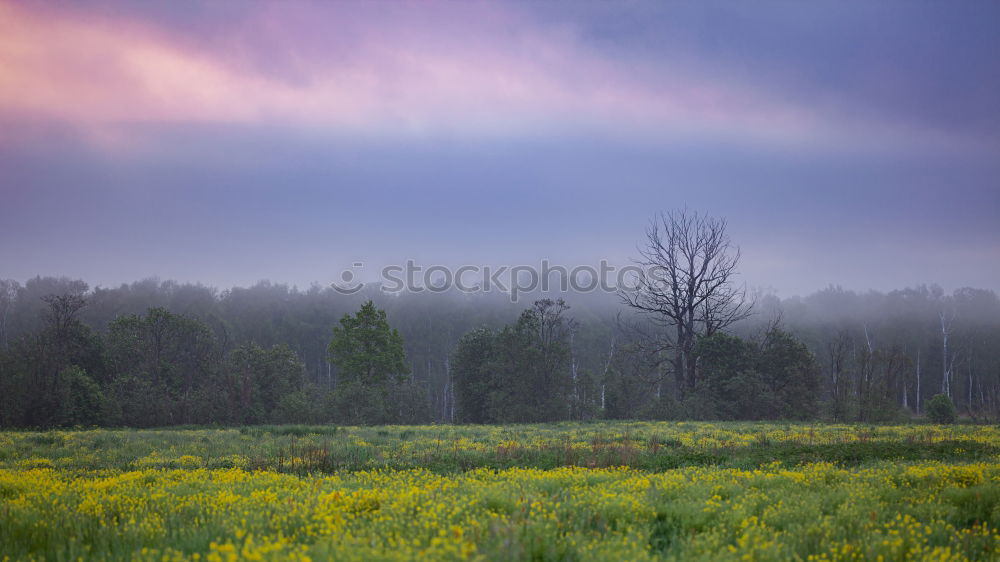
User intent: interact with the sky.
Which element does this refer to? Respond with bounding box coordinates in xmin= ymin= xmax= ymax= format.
xmin=1 ymin=0 xmax=998 ymax=297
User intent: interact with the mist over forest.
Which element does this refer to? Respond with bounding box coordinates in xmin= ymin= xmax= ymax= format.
xmin=2 ymin=265 xmax=997 ymax=428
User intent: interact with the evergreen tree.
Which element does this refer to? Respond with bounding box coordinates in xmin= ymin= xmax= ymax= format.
xmin=328 ymin=301 xmax=410 ymax=424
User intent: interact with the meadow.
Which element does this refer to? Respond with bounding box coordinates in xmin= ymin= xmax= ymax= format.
xmin=2 ymin=422 xmax=999 ymax=560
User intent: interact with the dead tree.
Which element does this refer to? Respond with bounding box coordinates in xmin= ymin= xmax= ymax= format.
xmin=620 ymin=210 xmax=752 ymax=394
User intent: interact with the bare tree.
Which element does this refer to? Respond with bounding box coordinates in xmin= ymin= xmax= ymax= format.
xmin=620 ymin=210 xmax=752 ymax=394
xmin=41 ymin=293 xmax=87 ymax=335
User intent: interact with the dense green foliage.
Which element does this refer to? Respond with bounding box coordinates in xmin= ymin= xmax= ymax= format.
xmin=691 ymin=330 xmax=820 ymax=420
xmin=0 ymin=302 xmax=306 ymax=428
xmin=327 ymin=301 xmax=418 ymax=425
xmin=328 ymin=301 xmax=409 ymax=388
xmin=452 ymin=299 xmax=575 ymax=423
xmin=927 ymin=394 xmax=958 ymax=424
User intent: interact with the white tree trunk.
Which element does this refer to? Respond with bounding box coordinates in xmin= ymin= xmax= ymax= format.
xmin=940 ymin=311 xmax=952 ymax=397
xmin=601 ymin=338 xmax=615 ymax=411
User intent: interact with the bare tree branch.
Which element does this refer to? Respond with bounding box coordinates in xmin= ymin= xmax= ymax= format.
xmin=619 ymin=210 xmax=752 ymax=393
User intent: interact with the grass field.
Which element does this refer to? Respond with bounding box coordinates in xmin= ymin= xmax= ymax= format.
xmin=2 ymin=422 xmax=999 ymax=560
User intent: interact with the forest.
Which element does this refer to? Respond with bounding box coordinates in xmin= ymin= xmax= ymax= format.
xmin=1 ymin=269 xmax=997 ymax=428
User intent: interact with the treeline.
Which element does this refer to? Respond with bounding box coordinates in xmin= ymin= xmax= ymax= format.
xmin=0 ymin=296 xmax=308 ymax=427
xmin=0 ymin=276 xmax=999 ymax=427
xmin=775 ymin=285 xmax=1000 ymax=421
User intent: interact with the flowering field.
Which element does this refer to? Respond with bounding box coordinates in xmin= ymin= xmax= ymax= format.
xmin=2 ymin=423 xmax=999 ymax=560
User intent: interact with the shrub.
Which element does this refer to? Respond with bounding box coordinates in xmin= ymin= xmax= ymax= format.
xmin=926 ymin=394 xmax=957 ymax=424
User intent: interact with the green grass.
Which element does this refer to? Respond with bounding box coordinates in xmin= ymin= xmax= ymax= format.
xmin=2 ymin=422 xmax=999 ymax=560
xmin=2 ymin=421 xmax=998 ymax=473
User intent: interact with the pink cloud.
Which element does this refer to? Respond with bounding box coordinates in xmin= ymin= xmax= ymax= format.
xmin=0 ymin=1 xmax=954 ymax=151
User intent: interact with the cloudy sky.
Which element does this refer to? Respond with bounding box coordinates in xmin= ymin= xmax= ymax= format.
xmin=1 ymin=0 xmax=998 ymax=297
